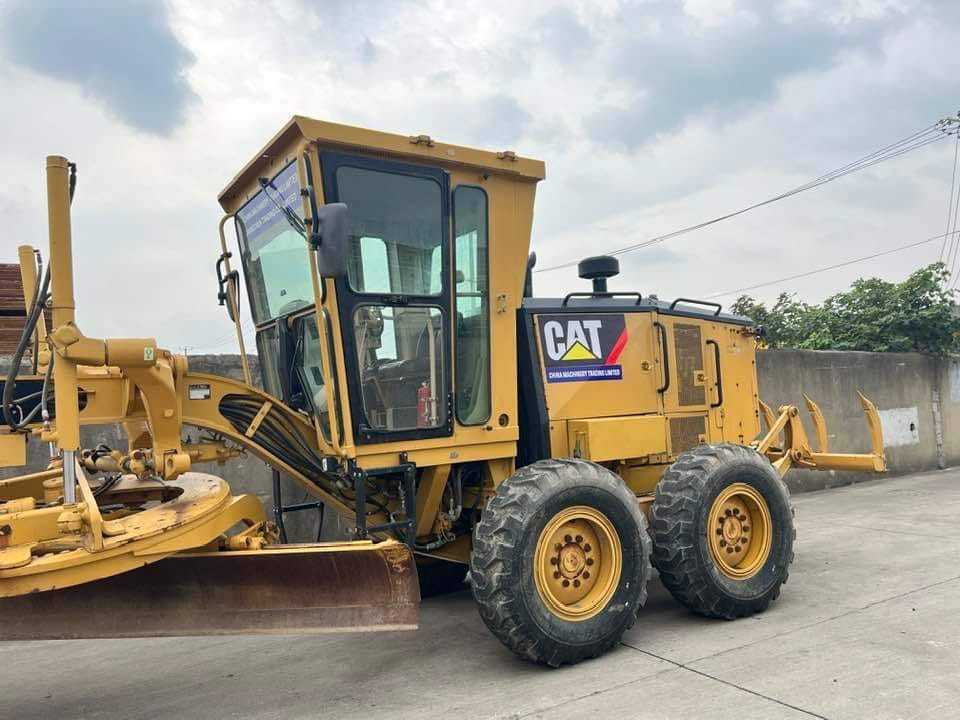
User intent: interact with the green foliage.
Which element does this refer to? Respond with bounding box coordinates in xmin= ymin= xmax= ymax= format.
xmin=730 ymin=263 xmax=960 ymax=354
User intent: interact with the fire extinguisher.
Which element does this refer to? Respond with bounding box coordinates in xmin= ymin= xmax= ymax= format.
xmin=416 ymin=382 xmax=431 ymax=428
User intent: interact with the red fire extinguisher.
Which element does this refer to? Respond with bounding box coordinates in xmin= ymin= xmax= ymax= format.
xmin=416 ymin=382 xmax=431 ymax=428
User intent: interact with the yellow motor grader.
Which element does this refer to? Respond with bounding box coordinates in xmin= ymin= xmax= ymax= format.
xmin=0 ymin=117 xmax=885 ymax=666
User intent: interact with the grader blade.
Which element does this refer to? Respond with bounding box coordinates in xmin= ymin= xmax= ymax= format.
xmin=0 ymin=540 xmax=419 ymax=640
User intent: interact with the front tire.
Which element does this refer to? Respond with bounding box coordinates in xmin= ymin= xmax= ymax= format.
xmin=650 ymin=443 xmax=795 ymax=619
xmin=470 ymin=459 xmax=651 ymax=667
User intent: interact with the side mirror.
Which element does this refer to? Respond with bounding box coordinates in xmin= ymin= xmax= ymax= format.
xmin=311 ymin=202 xmax=349 ymax=279
xmin=302 ymin=152 xmax=348 ymax=278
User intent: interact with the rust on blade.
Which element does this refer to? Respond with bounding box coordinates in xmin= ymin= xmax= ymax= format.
xmin=0 ymin=540 xmax=419 ymax=640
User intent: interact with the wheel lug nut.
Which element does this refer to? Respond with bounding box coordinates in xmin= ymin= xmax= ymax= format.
xmin=573 ymin=579 xmax=581 ymax=588
xmin=550 ymin=557 xmax=558 ymax=565
xmin=562 ymin=579 xmax=570 ymax=587
xmin=716 ymin=528 xmax=723 ymax=536
xmin=732 ymin=508 xmax=739 ymax=516
xmin=742 ymin=525 xmax=749 ymax=532
xmin=725 ymin=509 xmax=733 ymax=517
xmin=726 ymin=546 xmax=734 ymax=553
xmin=583 ymin=571 xmax=590 ymax=579
xmin=583 ymin=544 xmax=591 ymax=552
xmin=564 ymin=534 xmax=572 ymax=543
xmin=575 ymin=534 xmax=583 ymax=543
xmin=554 ymin=571 xmax=561 ymax=579
xmin=586 ymin=558 xmax=594 ymax=566
xmin=720 ymin=540 xmax=727 ymax=547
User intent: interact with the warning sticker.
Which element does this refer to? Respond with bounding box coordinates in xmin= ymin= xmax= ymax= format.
xmin=537 ymin=314 xmax=627 ymax=384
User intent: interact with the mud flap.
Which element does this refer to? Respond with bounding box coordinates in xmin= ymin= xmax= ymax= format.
xmin=0 ymin=540 xmax=419 ymax=640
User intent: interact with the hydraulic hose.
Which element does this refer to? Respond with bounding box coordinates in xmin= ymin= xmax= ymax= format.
xmin=218 ymin=394 xmax=390 ymax=516
xmin=3 ymin=265 xmax=51 ymax=430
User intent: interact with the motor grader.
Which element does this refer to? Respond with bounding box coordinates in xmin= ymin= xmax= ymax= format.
xmin=0 ymin=117 xmax=886 ymax=666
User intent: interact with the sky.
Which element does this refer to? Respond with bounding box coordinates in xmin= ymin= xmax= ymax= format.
xmin=0 ymin=0 xmax=958 ymax=353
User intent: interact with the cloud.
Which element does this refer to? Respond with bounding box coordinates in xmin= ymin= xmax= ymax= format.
xmin=0 ymin=0 xmax=957 ymax=347
xmin=585 ymin=0 xmax=903 ymax=148
xmin=0 ymin=0 xmax=197 ymax=135
xmin=535 ymin=6 xmax=594 ymax=62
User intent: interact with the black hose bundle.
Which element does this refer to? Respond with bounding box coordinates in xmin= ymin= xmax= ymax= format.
xmin=218 ymin=394 xmax=389 ymax=515
xmin=2 ymin=265 xmax=51 ymax=430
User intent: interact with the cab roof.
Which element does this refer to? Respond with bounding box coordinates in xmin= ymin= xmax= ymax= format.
xmin=218 ymin=115 xmax=546 ymax=209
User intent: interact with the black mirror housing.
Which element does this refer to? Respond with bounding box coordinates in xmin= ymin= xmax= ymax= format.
xmin=312 ymin=202 xmax=349 ymax=278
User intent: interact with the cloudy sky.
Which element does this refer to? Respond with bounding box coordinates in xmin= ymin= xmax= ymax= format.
xmin=0 ymin=0 xmax=957 ymax=352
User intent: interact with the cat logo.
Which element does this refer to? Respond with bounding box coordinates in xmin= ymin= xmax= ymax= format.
xmin=543 ymin=319 xmax=604 ymax=362
xmin=537 ymin=314 xmax=627 ymax=383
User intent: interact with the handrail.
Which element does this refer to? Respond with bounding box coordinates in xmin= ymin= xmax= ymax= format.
xmin=669 ymin=297 xmax=722 ymax=316
xmin=217 ymin=213 xmax=251 ymax=387
xmin=706 ymin=339 xmax=723 ymax=408
xmin=562 ymin=291 xmax=644 ymax=307
xmin=654 ymin=321 xmax=670 ymax=394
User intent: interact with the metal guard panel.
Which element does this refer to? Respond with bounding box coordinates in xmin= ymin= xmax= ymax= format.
xmin=567 ymin=415 xmax=668 ymax=462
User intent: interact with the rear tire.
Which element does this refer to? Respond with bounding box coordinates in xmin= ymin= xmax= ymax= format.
xmin=650 ymin=443 xmax=795 ymax=619
xmin=470 ymin=459 xmax=651 ymax=667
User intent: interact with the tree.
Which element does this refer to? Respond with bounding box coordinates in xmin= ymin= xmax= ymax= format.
xmin=730 ymin=263 xmax=960 ymax=354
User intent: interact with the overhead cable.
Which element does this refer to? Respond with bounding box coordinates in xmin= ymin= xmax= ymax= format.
xmin=705 ymin=231 xmax=957 ymax=299
xmin=535 ymin=121 xmax=953 ymax=274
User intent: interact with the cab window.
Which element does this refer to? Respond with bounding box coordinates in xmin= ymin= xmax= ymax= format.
xmin=236 ymin=162 xmax=314 ymax=323
xmin=294 ymin=315 xmax=331 ymax=441
xmin=353 ymin=306 xmax=445 ymax=430
xmin=453 ymin=186 xmax=490 ymax=425
xmin=339 ymin=166 xmax=443 ymax=297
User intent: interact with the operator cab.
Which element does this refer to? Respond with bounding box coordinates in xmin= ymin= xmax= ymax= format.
xmin=220 ymin=118 xmax=524 ymax=450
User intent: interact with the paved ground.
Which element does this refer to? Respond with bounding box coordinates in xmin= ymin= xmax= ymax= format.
xmin=5 ymin=468 xmax=960 ymax=720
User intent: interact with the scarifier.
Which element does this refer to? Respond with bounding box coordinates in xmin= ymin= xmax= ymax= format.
xmin=0 ymin=118 xmax=886 ymax=665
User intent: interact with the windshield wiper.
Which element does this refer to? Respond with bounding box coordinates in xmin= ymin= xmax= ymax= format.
xmin=258 ymin=176 xmax=306 ymax=238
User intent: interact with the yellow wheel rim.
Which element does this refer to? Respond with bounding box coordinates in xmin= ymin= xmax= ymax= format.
xmin=707 ymin=483 xmax=772 ymax=580
xmin=534 ymin=506 xmax=622 ymax=622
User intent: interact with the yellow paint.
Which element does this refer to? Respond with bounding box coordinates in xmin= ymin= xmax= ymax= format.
xmin=0 ymin=433 xmax=26 ymax=469
xmin=707 ymin=483 xmax=772 ymax=580
xmin=567 ymin=416 xmax=668 ymax=463
xmin=533 ymin=505 xmax=621 ymax=622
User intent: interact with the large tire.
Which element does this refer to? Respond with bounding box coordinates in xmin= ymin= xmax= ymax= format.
xmin=470 ymin=459 xmax=651 ymax=667
xmin=650 ymin=443 xmax=795 ymax=619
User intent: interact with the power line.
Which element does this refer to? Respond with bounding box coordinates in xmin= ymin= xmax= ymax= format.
xmin=535 ymin=121 xmax=954 ymax=274
xmin=949 ymin=186 xmax=960 ymax=290
xmin=946 ymin=135 xmax=960 ymax=290
xmin=186 ymin=318 xmax=256 ymax=353
xmin=939 ymin=133 xmax=959 ymax=262
xmin=704 ymin=231 xmax=956 ymax=300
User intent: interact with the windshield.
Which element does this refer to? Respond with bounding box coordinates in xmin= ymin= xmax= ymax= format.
xmin=236 ymin=162 xmax=315 ymax=324
xmin=337 ymin=165 xmax=443 ymax=296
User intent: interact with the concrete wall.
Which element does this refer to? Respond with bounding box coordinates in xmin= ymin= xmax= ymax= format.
xmin=3 ymin=349 xmax=958 ymax=517
xmin=757 ymin=349 xmax=957 ymax=492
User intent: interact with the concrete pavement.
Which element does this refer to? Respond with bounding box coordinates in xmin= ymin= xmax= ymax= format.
xmin=5 ymin=468 xmax=960 ymax=720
